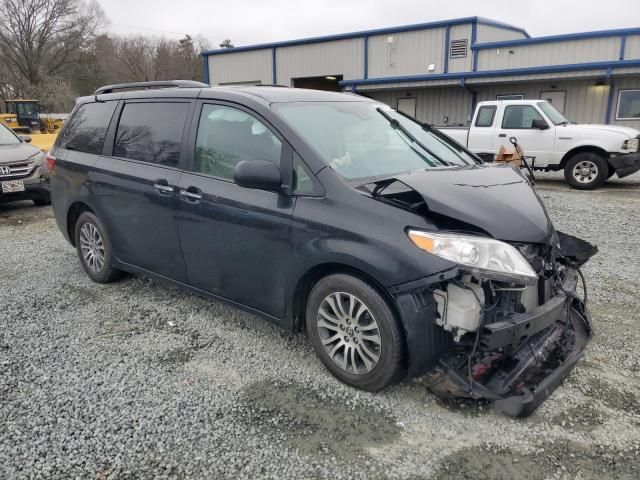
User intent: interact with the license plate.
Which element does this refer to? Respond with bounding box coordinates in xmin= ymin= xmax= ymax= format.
xmin=1 ymin=180 xmax=25 ymax=193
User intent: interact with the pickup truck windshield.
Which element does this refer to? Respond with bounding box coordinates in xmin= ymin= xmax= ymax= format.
xmin=274 ymin=101 xmax=472 ymax=181
xmin=537 ymin=101 xmax=569 ymax=125
xmin=0 ymin=124 xmax=20 ymax=145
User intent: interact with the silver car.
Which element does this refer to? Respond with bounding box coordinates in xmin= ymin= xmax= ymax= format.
xmin=0 ymin=123 xmax=50 ymax=206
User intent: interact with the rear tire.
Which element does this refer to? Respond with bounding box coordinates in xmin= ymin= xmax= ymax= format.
xmin=74 ymin=211 xmax=122 ymax=283
xmin=305 ymin=274 xmax=405 ymax=391
xmin=564 ymin=152 xmax=608 ymax=190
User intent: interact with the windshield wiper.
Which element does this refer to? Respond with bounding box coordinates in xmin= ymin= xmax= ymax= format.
xmin=375 ymin=107 xmax=452 ymax=166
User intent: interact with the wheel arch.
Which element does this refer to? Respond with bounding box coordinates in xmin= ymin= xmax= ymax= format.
xmin=559 ymin=145 xmax=609 ymax=169
xmin=290 ymin=262 xmax=403 ymax=335
xmin=66 ymin=201 xmax=95 ymax=246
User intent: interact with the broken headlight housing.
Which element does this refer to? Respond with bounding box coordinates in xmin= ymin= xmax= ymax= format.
xmin=622 ymin=137 xmax=639 ymax=152
xmin=407 ymin=230 xmax=538 ymax=284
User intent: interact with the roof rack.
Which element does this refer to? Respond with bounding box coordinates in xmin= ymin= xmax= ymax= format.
xmin=93 ymin=80 xmax=209 ymax=95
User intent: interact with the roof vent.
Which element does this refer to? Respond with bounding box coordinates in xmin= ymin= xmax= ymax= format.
xmin=449 ymin=39 xmax=468 ymax=59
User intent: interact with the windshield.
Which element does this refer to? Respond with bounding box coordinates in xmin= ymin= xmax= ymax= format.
xmin=537 ymin=101 xmax=569 ymax=125
xmin=0 ymin=124 xmax=20 ymax=145
xmin=274 ymin=101 xmax=474 ymax=181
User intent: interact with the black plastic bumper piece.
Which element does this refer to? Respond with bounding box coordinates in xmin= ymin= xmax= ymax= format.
xmin=609 ymin=152 xmax=640 ymax=179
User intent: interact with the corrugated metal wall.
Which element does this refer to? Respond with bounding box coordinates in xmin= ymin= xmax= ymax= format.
xmin=477 ymin=37 xmax=621 ymax=70
xmin=276 ymin=38 xmax=364 ymax=84
xmin=366 ymin=87 xmax=472 ymax=126
xmin=367 ymin=28 xmax=446 ymax=77
xmin=447 ymin=24 xmax=473 ymax=73
xmin=208 ymin=49 xmax=272 ymax=85
xmin=476 ymin=24 xmax=527 ymax=43
xmin=625 ymin=35 xmax=640 ymax=59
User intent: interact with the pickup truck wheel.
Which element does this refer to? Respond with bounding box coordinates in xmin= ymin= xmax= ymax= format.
xmin=74 ymin=212 xmax=123 ymax=283
xmin=305 ymin=274 xmax=405 ymax=391
xmin=564 ymin=153 xmax=608 ymax=190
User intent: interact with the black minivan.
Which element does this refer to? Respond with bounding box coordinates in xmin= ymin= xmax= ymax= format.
xmin=50 ymin=81 xmax=596 ymax=416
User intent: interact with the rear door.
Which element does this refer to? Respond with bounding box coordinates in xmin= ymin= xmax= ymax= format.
xmin=175 ymin=101 xmax=294 ymax=319
xmin=468 ymin=104 xmax=497 ymax=153
xmin=92 ymin=99 xmax=193 ymax=282
xmin=492 ymin=104 xmax=555 ymax=166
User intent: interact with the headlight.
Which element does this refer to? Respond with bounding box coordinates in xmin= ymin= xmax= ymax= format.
xmin=623 ymin=138 xmax=639 ymax=151
xmin=407 ymin=230 xmax=538 ymax=284
xmin=28 ymin=151 xmax=45 ymax=165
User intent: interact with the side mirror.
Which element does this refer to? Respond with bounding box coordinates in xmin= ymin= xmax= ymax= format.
xmin=233 ymin=160 xmax=282 ymax=192
xmin=531 ymin=119 xmax=549 ymax=130
xmin=19 ymin=135 xmax=32 ymax=143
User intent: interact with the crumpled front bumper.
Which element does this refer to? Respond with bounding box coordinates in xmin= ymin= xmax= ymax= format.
xmin=422 ymin=269 xmax=592 ymax=417
xmin=609 ymin=151 xmax=640 ymax=179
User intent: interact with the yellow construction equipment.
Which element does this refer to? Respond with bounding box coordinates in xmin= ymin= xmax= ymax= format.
xmin=1 ymin=99 xmax=65 ymax=151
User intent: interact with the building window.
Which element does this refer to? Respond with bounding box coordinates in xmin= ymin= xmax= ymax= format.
xmin=449 ymin=39 xmax=468 ymax=59
xmin=497 ymin=94 xmax=524 ymax=101
xmin=616 ymin=89 xmax=640 ymax=120
xmin=475 ymin=106 xmax=497 ymax=127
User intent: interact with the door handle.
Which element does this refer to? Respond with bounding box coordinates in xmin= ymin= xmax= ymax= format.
xmin=179 ymin=187 xmax=202 ymax=202
xmin=498 ymin=133 xmax=507 ymax=137
xmin=153 ymin=181 xmax=175 ymax=195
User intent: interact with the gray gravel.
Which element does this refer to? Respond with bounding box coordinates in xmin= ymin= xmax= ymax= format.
xmin=1 ymin=172 xmax=640 ymax=479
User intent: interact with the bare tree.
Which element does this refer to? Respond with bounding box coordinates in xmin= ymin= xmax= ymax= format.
xmin=0 ymin=0 xmax=105 ymax=95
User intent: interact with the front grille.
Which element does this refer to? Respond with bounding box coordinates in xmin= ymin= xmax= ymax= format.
xmin=0 ymin=162 xmax=33 ymax=179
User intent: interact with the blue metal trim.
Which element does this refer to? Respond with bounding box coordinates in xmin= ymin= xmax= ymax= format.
xmin=443 ymin=25 xmax=450 ymax=74
xmin=619 ymin=36 xmax=627 ymax=60
xmin=364 ymin=35 xmax=369 ymax=79
xmin=605 ymin=82 xmax=616 ymax=124
xmin=200 ymin=16 xmax=526 ymax=56
xmin=471 ymin=21 xmax=478 ymax=72
xmin=473 ymin=27 xmax=640 ymax=50
xmin=272 ymin=48 xmax=277 ymax=84
xmin=339 ymin=59 xmax=640 ymax=87
xmin=203 ymin=55 xmax=210 ymax=84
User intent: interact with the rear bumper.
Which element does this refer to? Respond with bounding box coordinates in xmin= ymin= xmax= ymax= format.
xmin=420 ymin=269 xmax=592 ymax=417
xmin=609 ymin=152 xmax=640 ymax=178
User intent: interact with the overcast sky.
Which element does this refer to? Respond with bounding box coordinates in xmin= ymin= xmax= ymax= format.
xmin=100 ymin=0 xmax=640 ymax=48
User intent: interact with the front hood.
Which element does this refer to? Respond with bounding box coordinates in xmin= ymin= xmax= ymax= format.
xmin=392 ymin=165 xmax=554 ymax=244
xmin=0 ymin=143 xmax=41 ymax=164
xmin=561 ymin=123 xmax=640 ymax=138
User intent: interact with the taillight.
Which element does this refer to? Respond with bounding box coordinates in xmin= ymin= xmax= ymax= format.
xmin=46 ymin=152 xmax=56 ymax=170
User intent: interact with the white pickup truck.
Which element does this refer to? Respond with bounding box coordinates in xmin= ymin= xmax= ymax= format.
xmin=438 ymin=100 xmax=640 ymax=189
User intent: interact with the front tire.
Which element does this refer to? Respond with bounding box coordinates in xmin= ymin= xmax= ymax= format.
xmin=74 ymin=211 xmax=122 ymax=283
xmin=564 ymin=152 xmax=608 ymax=190
xmin=305 ymin=274 xmax=405 ymax=391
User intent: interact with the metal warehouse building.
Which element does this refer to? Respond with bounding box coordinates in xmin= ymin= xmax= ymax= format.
xmin=201 ymin=16 xmax=640 ymax=130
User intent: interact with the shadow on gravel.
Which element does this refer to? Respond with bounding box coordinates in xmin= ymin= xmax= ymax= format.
xmin=0 ymin=202 xmax=53 ymax=226
xmin=237 ymin=380 xmax=400 ymax=459
xmin=432 ymin=441 xmax=640 ymax=480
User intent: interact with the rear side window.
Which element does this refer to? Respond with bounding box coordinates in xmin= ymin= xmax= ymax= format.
xmin=194 ymin=104 xmax=282 ymax=179
xmin=475 ymin=106 xmax=496 ymax=127
xmin=60 ymin=102 xmax=117 ymax=154
xmin=502 ymin=105 xmax=544 ymax=129
xmin=113 ymin=102 xmax=190 ymax=167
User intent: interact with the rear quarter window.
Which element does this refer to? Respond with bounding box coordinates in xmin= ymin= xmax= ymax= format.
xmin=113 ymin=102 xmax=190 ymax=167
xmin=60 ymin=101 xmax=118 ymax=154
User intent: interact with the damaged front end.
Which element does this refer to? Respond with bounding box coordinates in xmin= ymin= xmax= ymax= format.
xmin=414 ymin=233 xmax=596 ymax=417
xmin=365 ymin=167 xmax=597 ymax=417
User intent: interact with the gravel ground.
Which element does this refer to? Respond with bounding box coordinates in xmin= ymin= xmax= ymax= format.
xmin=1 ymin=172 xmax=640 ymax=479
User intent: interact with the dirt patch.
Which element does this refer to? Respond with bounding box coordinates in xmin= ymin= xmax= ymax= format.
xmin=580 ymin=374 xmax=640 ymax=412
xmin=551 ymin=402 xmax=606 ymax=432
xmin=237 ymin=380 xmax=401 ymax=459
xmin=432 ymin=441 xmax=640 ymax=480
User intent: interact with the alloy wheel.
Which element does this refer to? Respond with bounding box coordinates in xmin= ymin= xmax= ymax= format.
xmin=317 ymin=292 xmax=381 ymax=374
xmin=79 ymin=223 xmax=105 ymax=273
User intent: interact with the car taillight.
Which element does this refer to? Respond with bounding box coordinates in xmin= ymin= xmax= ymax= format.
xmin=46 ymin=152 xmax=56 ymax=170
